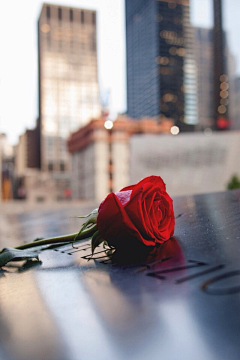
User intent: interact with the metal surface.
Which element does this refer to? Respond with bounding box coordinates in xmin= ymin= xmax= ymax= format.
xmin=1 ymin=190 xmax=240 ymax=360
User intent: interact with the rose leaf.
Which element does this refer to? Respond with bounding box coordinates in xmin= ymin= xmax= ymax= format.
xmin=91 ymin=231 xmax=105 ymax=254
xmin=0 ymin=247 xmax=39 ymax=268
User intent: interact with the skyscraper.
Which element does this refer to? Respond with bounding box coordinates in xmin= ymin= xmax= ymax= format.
xmin=38 ymin=4 xmax=101 ymax=173
xmin=213 ymin=0 xmax=230 ymax=130
xmin=125 ymin=0 xmax=197 ymax=130
xmin=194 ymin=28 xmax=214 ymax=130
xmin=194 ymin=26 xmax=235 ymax=131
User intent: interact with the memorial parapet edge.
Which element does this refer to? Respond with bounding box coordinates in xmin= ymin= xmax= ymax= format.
xmin=0 ymin=189 xmax=240 ymax=360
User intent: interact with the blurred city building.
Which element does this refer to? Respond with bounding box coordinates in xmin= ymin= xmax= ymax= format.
xmin=227 ymin=50 xmax=237 ymax=129
xmin=14 ymin=3 xmax=102 ymax=202
xmin=14 ymin=121 xmax=57 ymax=202
xmin=68 ymin=116 xmax=240 ymax=201
xmin=15 ymin=121 xmax=73 ymax=202
xmin=233 ymin=77 xmax=240 ymax=130
xmin=213 ymin=0 xmax=230 ymax=130
xmin=0 ymin=134 xmax=14 ymax=201
xmin=125 ymin=0 xmax=197 ymax=131
xmin=130 ymin=130 xmax=240 ymax=197
xmin=38 ymin=3 xmax=101 ymax=172
xmin=194 ymin=26 xmax=236 ymax=131
xmin=0 ymin=134 xmax=14 ymax=160
xmin=194 ymin=28 xmax=214 ymax=130
xmin=15 ymin=121 xmax=40 ymax=176
xmin=68 ymin=116 xmax=173 ymax=202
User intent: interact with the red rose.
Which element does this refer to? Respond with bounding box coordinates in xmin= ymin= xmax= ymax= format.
xmin=97 ymin=176 xmax=175 ymax=248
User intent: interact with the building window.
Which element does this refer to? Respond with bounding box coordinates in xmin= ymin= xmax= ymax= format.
xmin=58 ymin=8 xmax=62 ymax=21
xmin=92 ymin=12 xmax=96 ymax=25
xmin=60 ymin=162 xmax=65 ymax=172
xmin=46 ymin=6 xmax=50 ymax=19
xmin=70 ymin=9 xmax=73 ymax=22
xmin=81 ymin=10 xmax=84 ymax=24
xmin=133 ymin=14 xmax=141 ymax=22
xmin=48 ymin=162 xmax=53 ymax=172
xmin=168 ymin=2 xmax=177 ymax=9
xmin=92 ymin=33 xmax=96 ymax=51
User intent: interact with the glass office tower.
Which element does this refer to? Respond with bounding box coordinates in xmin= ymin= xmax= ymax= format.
xmin=38 ymin=4 xmax=101 ymax=172
xmin=126 ymin=0 xmax=197 ymax=130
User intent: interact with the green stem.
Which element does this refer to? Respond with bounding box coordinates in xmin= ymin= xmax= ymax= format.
xmin=15 ymin=225 xmax=98 ymax=250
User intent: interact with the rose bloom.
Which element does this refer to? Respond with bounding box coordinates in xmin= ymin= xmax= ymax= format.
xmin=97 ymin=176 xmax=175 ymax=249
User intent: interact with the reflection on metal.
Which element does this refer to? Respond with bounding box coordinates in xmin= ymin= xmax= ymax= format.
xmin=201 ymin=270 xmax=240 ymax=295
xmin=147 ymin=260 xmax=207 ymax=280
xmin=176 ymin=264 xmax=225 ymax=284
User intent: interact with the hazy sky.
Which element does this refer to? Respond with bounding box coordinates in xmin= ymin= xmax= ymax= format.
xmin=0 ymin=0 xmax=239 ymax=144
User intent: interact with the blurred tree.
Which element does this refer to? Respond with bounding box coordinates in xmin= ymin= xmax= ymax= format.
xmin=227 ymin=174 xmax=240 ymax=190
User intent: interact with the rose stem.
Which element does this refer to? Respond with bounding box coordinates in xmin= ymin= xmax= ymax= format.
xmin=14 ymin=225 xmax=98 ymax=250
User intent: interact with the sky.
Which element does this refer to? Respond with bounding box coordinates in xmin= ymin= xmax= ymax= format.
xmin=0 ymin=0 xmax=240 ymax=145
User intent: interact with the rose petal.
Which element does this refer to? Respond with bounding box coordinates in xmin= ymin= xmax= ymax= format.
xmin=115 ymin=190 xmax=132 ymax=206
xmin=97 ymin=193 xmax=156 ymax=247
xmin=120 ymin=175 xmax=166 ymax=193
